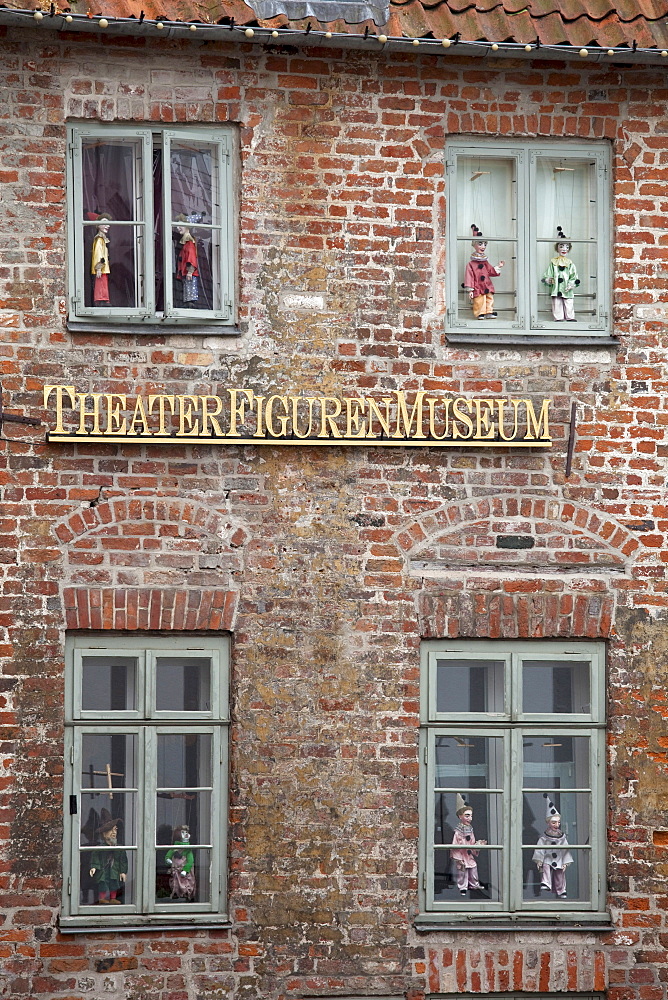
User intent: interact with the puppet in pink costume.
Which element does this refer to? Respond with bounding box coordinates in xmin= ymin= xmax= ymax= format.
xmin=462 ymin=224 xmax=505 ymax=319
xmin=450 ymin=794 xmax=487 ymax=893
xmin=532 ymin=793 xmax=573 ymax=897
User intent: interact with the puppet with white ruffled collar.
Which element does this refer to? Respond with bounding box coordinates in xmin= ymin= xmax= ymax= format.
xmin=541 ymin=226 xmax=580 ymax=322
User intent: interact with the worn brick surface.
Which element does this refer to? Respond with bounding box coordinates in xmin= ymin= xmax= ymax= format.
xmin=0 ymin=23 xmax=667 ymax=1000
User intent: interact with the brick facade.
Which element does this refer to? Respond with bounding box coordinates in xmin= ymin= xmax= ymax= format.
xmin=1 ymin=20 xmax=668 ymax=1000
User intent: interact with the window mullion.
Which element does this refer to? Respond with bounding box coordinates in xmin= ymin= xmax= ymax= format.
xmin=141 ymin=132 xmax=155 ymax=317
xmin=161 ymin=131 xmax=174 ymax=317
xmin=508 ymin=728 xmax=519 ymax=912
xmin=140 ymin=727 xmax=154 ymax=914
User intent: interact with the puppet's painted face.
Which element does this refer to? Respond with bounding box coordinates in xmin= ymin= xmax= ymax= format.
xmin=98 ymin=224 xmax=110 ymax=235
xmin=178 ymin=826 xmax=190 ymax=842
xmin=102 ymin=825 xmax=118 ymax=846
xmin=461 ymin=809 xmax=473 ymax=824
xmin=557 ymin=242 xmax=571 ymax=255
xmin=473 ymin=240 xmax=487 ymax=253
xmin=547 ymin=815 xmax=561 ymax=831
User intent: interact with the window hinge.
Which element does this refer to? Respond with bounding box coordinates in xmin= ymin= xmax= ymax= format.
xmin=67 ymin=876 xmax=72 ymax=895
xmin=70 ymin=745 xmax=75 ymax=764
xmin=423 ymin=745 xmax=428 ymax=764
xmin=422 ymin=872 xmax=427 ymax=890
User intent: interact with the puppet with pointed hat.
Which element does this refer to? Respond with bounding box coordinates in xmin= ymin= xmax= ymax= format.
xmin=541 ymin=226 xmax=580 ymax=322
xmin=450 ymin=793 xmax=487 ymax=894
xmin=89 ymin=211 xmax=113 ymax=306
xmin=531 ymin=793 xmax=573 ymax=897
xmin=462 ymin=223 xmax=505 ymax=320
xmin=88 ymin=808 xmax=128 ymax=904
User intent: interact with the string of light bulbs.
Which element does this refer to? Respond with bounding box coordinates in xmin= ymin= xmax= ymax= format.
xmin=17 ymin=7 xmax=668 ymax=59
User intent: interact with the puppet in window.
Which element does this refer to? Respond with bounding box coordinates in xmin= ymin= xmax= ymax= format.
xmin=462 ymin=224 xmax=505 ymax=319
xmin=165 ymin=824 xmax=196 ymax=901
xmin=541 ymin=227 xmax=580 ymax=322
xmin=174 ymin=214 xmax=200 ymax=306
xmin=450 ymin=793 xmax=487 ymax=894
xmin=532 ymin=793 xmax=573 ymax=897
xmin=90 ymin=212 xmax=112 ymax=306
xmin=88 ymin=809 xmax=128 ymax=904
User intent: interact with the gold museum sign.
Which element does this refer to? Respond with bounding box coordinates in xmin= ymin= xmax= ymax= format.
xmin=44 ymin=386 xmax=552 ymax=448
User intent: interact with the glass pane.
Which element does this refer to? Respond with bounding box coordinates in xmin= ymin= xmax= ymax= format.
xmin=434 ymin=846 xmax=502 ymax=903
xmin=523 ymin=735 xmax=590 ymax=786
xmin=79 ymin=849 xmax=136 ymax=907
xmin=433 ymin=736 xmax=504 ymax=902
xmin=82 ymin=138 xmax=142 ymax=223
xmin=436 ymin=658 xmax=504 ymax=714
xmin=535 ymin=156 xmax=598 ymax=327
xmin=457 ymin=239 xmax=517 ymax=324
xmin=170 ymin=222 xmax=221 ymax=312
xmin=434 ymin=735 xmax=504 ymax=791
xmin=523 ymin=790 xmax=591 ymax=849
xmin=156 ymin=791 xmax=212 ymax=847
xmin=81 ymin=656 xmax=137 ymax=712
xmin=523 ymin=847 xmax=591 ymax=903
xmin=522 ymin=659 xmax=591 ymax=714
xmin=537 ymin=240 xmax=598 ymax=326
xmin=155 ymin=847 xmax=211 ymax=904
xmin=455 ymin=155 xmax=517 ymax=324
xmin=82 ymin=222 xmax=143 ymax=309
xmin=535 ymin=157 xmax=597 ymax=243
xmin=157 ymin=733 xmax=212 ymax=788
xmin=170 ymin=140 xmax=221 ymax=313
xmin=81 ymin=733 xmax=137 ymax=789
xmin=155 ymin=657 xmax=212 ymax=712
xmin=79 ymin=791 xmax=137 ymax=849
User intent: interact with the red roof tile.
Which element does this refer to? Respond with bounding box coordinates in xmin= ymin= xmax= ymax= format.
xmin=5 ymin=0 xmax=668 ymax=48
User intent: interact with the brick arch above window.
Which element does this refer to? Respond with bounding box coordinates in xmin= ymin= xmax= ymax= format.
xmin=395 ymin=496 xmax=639 ymax=576
xmin=393 ymin=496 xmax=640 ymax=641
xmin=53 ymin=496 xmax=248 ymax=632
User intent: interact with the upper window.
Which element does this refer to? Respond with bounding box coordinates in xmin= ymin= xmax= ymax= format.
xmin=446 ymin=142 xmax=610 ymax=338
xmin=419 ymin=640 xmax=606 ymax=923
xmin=62 ymin=635 xmax=229 ymax=928
xmin=67 ymin=125 xmax=235 ymax=328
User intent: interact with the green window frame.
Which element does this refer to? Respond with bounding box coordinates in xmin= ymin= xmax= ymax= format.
xmin=67 ymin=124 xmax=236 ymax=328
xmin=419 ymin=639 xmax=607 ymax=924
xmin=446 ymin=140 xmax=611 ymax=338
xmin=62 ymin=635 xmax=230 ymax=929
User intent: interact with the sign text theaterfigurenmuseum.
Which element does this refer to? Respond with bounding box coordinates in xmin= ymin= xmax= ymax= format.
xmin=44 ymin=386 xmax=552 ymax=447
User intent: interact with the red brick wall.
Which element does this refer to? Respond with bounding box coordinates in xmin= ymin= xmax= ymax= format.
xmin=1 ymin=23 xmax=668 ymax=1000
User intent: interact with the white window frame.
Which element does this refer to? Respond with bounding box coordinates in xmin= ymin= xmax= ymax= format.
xmin=61 ymin=634 xmax=230 ymax=929
xmin=67 ymin=124 xmax=236 ymax=328
xmin=418 ymin=639 xmax=607 ymax=924
xmin=445 ymin=140 xmax=611 ymax=339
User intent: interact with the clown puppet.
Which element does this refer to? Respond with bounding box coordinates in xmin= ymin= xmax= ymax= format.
xmin=532 ymin=793 xmax=574 ymax=897
xmin=541 ymin=226 xmax=580 ymax=321
xmin=450 ymin=793 xmax=487 ymax=894
xmin=462 ymin=223 xmax=505 ymax=319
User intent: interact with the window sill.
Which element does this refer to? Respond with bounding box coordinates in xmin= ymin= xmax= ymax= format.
xmin=67 ymin=320 xmax=240 ymax=337
xmin=446 ymin=333 xmax=617 ymax=347
xmin=59 ymin=916 xmax=231 ymax=933
xmin=414 ymin=913 xmax=611 ymax=933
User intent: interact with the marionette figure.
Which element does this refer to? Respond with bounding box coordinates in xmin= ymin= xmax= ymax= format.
xmin=90 ymin=212 xmax=112 ymax=306
xmin=165 ymin=824 xmax=196 ymax=901
xmin=88 ymin=809 xmax=128 ymax=904
xmin=541 ymin=226 xmax=580 ymax=322
xmin=462 ymin=224 xmax=505 ymax=319
xmin=450 ymin=793 xmax=487 ymax=894
xmin=175 ymin=214 xmax=200 ymax=305
xmin=532 ymin=793 xmax=574 ymax=897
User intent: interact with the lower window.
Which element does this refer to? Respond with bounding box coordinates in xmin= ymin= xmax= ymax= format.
xmin=62 ymin=634 xmax=229 ymax=927
xmin=419 ymin=639 xmax=606 ymax=922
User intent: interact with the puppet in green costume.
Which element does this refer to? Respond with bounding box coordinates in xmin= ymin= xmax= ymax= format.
xmin=542 ymin=226 xmax=580 ymax=321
